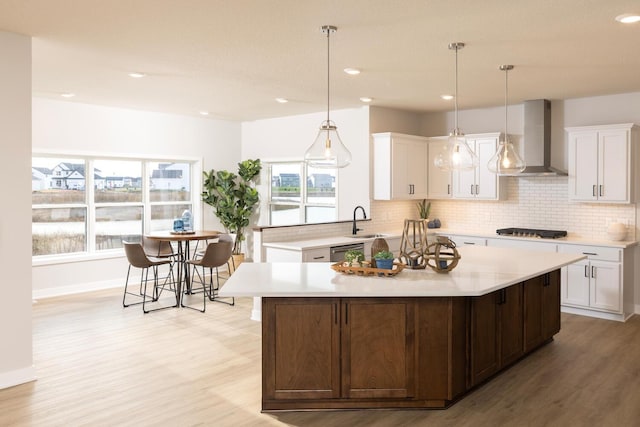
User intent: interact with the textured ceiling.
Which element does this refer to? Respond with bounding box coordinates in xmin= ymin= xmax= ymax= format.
xmin=1 ymin=0 xmax=639 ymax=121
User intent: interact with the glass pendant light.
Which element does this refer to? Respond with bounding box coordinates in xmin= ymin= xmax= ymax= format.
xmin=487 ymin=65 xmax=526 ymax=174
xmin=434 ymin=42 xmax=478 ymax=171
xmin=304 ymin=25 xmax=352 ymax=169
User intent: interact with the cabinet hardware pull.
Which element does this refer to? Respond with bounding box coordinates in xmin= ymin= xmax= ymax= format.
xmin=475 ymin=184 xmax=479 ymax=195
xmin=313 ymin=256 xmax=325 ymax=260
xmin=463 ymin=242 xmax=475 ymax=245
xmin=593 ymin=185 xmax=596 ymax=197
xmin=582 ymin=252 xmax=597 ymax=256
xmin=447 ymin=184 xmax=451 ymax=195
xmin=591 ymin=266 xmax=596 ymax=279
xmin=470 ymin=184 xmax=474 ymax=195
xmin=584 ymin=265 xmax=588 ymax=278
xmin=599 ymin=185 xmax=603 ymax=197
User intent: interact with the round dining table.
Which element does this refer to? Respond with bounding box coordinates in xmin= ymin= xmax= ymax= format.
xmin=145 ymin=230 xmax=221 ymax=309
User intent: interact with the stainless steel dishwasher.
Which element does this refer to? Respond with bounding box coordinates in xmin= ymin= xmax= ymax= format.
xmin=330 ymin=242 xmax=365 ymax=262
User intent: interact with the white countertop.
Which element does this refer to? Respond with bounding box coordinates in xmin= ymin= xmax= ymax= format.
xmin=219 ymin=245 xmax=585 ymax=298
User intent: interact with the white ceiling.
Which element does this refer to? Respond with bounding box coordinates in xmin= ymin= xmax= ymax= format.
xmin=1 ymin=0 xmax=639 ymax=121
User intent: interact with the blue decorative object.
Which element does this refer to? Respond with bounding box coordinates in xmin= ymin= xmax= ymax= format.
xmin=376 ymin=258 xmax=394 ymax=270
xmin=173 ymin=218 xmax=184 ymax=232
xmin=181 ymin=209 xmax=192 ymax=231
xmin=434 ymin=218 xmax=441 ymax=228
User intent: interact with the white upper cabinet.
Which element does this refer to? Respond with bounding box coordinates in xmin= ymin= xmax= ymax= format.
xmin=427 ymin=136 xmax=452 ymax=199
xmin=451 ymin=133 xmax=502 ymax=200
xmin=567 ymin=123 xmax=638 ymax=203
xmin=373 ymin=132 xmax=428 ymax=200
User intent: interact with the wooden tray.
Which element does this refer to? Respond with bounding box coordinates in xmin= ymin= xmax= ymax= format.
xmin=331 ymin=262 xmax=405 ymax=277
xmin=170 ymin=230 xmax=195 ymax=235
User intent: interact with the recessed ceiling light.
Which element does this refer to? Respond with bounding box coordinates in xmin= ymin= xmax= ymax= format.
xmin=441 ymin=94 xmax=454 ymax=100
xmin=199 ymin=111 xmax=209 ymax=116
xmin=275 ymin=98 xmax=289 ymax=103
xmin=359 ymin=97 xmax=373 ymax=103
xmin=128 ymin=72 xmax=146 ymax=78
xmin=615 ymin=13 xmax=640 ymax=23
xmin=344 ymin=68 xmax=361 ymax=75
xmin=60 ymin=93 xmax=75 ymax=98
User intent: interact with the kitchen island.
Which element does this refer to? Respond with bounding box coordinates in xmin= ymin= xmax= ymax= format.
xmin=219 ymin=246 xmax=585 ymax=411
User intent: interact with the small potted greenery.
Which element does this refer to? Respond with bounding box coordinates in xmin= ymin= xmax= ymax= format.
xmin=417 ymin=199 xmax=431 ymax=220
xmin=343 ymin=249 xmax=365 ymax=267
xmin=373 ymin=250 xmax=395 ymax=270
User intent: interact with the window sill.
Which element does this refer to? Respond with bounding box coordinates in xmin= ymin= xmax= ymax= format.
xmin=32 ymin=250 xmax=124 ymax=267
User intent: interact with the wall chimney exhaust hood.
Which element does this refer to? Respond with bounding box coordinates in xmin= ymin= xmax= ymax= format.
xmin=508 ymin=99 xmax=567 ymax=177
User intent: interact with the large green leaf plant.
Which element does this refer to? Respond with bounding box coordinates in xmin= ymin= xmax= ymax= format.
xmin=202 ymin=159 xmax=262 ymax=255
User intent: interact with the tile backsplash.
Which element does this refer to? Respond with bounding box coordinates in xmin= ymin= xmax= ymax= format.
xmin=262 ymin=176 xmax=637 ymax=243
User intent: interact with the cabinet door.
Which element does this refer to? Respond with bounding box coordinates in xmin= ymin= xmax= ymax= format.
xmin=452 ymin=166 xmax=476 ymax=199
xmin=499 ymin=284 xmax=524 ymax=367
xmin=598 ymin=129 xmax=629 ymax=202
xmin=589 ymin=261 xmax=621 ymax=312
xmin=428 ymin=138 xmax=452 ymax=199
xmin=523 ymin=274 xmax=545 ymax=353
xmin=470 ymin=291 xmax=500 ymax=386
xmin=568 ymin=131 xmax=599 ymax=201
xmin=542 ymin=270 xmax=561 ymax=339
xmin=407 ymin=139 xmax=429 ymax=198
xmin=391 ymin=138 xmax=412 ymax=198
xmin=341 ymin=298 xmax=415 ymax=399
xmin=262 ymin=298 xmax=340 ymax=400
xmin=561 ymin=261 xmax=590 ymax=307
xmin=474 ymin=138 xmax=499 ymax=200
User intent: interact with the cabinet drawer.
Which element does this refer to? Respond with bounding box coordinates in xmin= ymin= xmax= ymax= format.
xmin=302 ymin=247 xmax=331 ymax=262
xmin=445 ymin=235 xmax=487 ymax=246
xmin=486 ymin=238 xmax=557 ymax=253
xmin=559 ymin=244 xmax=621 ymax=262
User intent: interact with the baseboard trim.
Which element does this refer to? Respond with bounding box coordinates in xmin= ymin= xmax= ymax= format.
xmin=33 ymin=279 xmax=122 ymax=300
xmin=0 ymin=366 xmax=37 ymax=390
xmin=561 ymin=305 xmax=632 ymax=322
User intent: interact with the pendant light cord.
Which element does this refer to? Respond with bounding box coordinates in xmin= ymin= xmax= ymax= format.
xmin=504 ymin=68 xmax=508 ymax=137
xmin=454 ymin=45 xmax=458 ymax=131
xmin=326 ymin=27 xmax=331 ymax=123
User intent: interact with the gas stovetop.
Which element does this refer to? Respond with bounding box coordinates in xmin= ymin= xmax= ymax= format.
xmin=496 ymin=227 xmax=568 ymax=239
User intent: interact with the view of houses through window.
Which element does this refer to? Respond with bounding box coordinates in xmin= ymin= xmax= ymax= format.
xmin=32 ymin=156 xmax=193 ymax=257
xmin=268 ymin=162 xmax=336 ymax=225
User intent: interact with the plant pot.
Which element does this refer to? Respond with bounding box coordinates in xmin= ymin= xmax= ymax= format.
xmin=375 ymin=259 xmax=394 ymax=270
xmin=229 ymin=253 xmax=245 ymax=274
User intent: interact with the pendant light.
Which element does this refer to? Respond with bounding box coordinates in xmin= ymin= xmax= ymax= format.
xmin=304 ymin=25 xmax=352 ymax=169
xmin=434 ymin=42 xmax=478 ymax=171
xmin=487 ymin=65 xmax=526 ymax=174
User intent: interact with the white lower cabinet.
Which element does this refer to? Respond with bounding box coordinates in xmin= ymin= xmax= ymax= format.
xmin=559 ymin=244 xmax=630 ymax=320
xmin=264 ymin=247 xmax=330 ymax=262
xmin=445 ymin=235 xmax=487 ymax=246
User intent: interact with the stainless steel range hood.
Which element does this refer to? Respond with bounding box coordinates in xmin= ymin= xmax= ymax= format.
xmin=509 ymin=99 xmax=567 ymax=177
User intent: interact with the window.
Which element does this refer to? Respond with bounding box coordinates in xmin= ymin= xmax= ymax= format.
xmin=268 ymin=161 xmax=336 ymax=225
xmin=32 ymin=156 xmax=195 ymax=257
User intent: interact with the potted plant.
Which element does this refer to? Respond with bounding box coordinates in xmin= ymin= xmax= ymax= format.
xmin=202 ymin=159 xmax=262 ymax=266
xmin=373 ymin=250 xmax=395 ymax=270
xmin=417 ymin=199 xmax=431 ymax=220
xmin=343 ymin=249 xmax=365 ymax=267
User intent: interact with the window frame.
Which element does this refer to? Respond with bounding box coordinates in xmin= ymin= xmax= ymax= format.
xmin=32 ymin=152 xmax=201 ymax=265
xmin=266 ymin=160 xmax=337 ymax=225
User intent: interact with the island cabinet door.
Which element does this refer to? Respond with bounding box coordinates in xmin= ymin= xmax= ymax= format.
xmin=524 ymin=270 xmax=561 ymax=353
xmin=340 ymin=298 xmax=416 ymax=399
xmin=262 ymin=297 xmax=341 ymax=400
xmin=469 ymin=291 xmax=500 ymax=386
xmin=499 ymin=284 xmax=524 ymax=368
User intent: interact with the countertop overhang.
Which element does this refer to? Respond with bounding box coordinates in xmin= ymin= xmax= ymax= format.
xmin=219 ymin=245 xmax=585 ymax=298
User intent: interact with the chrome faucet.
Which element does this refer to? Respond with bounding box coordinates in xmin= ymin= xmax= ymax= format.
xmin=352 ymin=205 xmax=367 ymax=235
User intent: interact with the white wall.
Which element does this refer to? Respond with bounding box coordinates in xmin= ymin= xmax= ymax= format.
xmin=0 ymin=31 xmax=34 ymax=389
xmin=241 ymin=107 xmax=370 ymax=223
xmin=32 ymin=98 xmax=241 ymax=296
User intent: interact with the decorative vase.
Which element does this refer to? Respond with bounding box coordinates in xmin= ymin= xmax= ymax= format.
xmin=230 ymin=253 xmax=245 ymax=274
xmin=370 ymin=237 xmax=389 ymax=268
xmin=425 ymin=236 xmax=461 ymax=274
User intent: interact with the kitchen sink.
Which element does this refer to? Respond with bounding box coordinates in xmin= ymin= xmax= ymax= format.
xmin=345 ymin=233 xmax=387 ymax=239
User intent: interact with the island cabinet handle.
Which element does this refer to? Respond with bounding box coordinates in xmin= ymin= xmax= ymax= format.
xmin=543 ymin=274 xmax=550 ymax=287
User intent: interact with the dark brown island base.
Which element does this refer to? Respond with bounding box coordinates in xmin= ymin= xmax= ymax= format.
xmin=262 ymin=271 xmax=560 ymax=411
xmin=218 ymin=245 xmax=586 ymax=412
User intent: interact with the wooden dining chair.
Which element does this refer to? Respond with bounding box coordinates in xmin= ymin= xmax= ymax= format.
xmin=187 ymin=234 xmax=235 ymax=311
xmin=122 ymin=241 xmax=177 ymax=313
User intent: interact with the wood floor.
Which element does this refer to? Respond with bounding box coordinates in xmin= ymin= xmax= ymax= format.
xmin=1 ymin=288 xmax=639 ymax=426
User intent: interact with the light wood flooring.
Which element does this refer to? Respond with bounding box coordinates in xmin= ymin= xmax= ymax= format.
xmin=1 ymin=288 xmax=640 ymax=426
